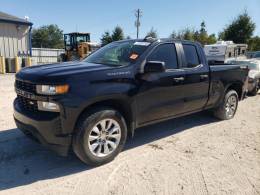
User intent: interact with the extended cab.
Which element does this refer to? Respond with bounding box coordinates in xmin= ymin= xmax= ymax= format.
xmin=14 ymin=38 xmax=249 ymax=165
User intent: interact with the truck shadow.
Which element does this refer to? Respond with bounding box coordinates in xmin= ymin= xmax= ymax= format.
xmin=0 ymin=111 xmax=218 ymax=191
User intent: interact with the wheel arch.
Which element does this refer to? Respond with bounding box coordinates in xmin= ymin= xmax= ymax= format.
xmin=225 ymin=82 xmax=243 ymax=100
xmin=74 ymin=98 xmax=136 ymax=138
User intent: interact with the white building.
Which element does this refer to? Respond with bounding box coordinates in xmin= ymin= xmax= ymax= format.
xmin=0 ymin=11 xmax=33 ymax=58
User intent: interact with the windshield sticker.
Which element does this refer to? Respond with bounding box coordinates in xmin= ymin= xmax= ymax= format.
xmin=134 ymin=42 xmax=151 ymax=46
xmin=129 ymin=53 xmax=139 ymax=60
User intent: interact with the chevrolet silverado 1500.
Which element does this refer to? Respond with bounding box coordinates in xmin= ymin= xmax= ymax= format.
xmin=14 ymin=38 xmax=249 ymax=165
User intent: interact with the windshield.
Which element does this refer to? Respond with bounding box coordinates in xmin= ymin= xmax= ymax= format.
xmin=229 ymin=60 xmax=259 ymax=70
xmin=83 ymin=41 xmax=150 ymax=66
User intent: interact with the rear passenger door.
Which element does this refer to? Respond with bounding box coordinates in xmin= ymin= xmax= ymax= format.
xmin=136 ymin=43 xmax=186 ymax=125
xmin=180 ymin=44 xmax=210 ymax=113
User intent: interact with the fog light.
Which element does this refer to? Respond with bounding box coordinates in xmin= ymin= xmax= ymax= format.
xmin=37 ymin=101 xmax=60 ymax=112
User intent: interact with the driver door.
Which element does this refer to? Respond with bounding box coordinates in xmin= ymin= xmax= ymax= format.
xmin=136 ymin=43 xmax=186 ymax=125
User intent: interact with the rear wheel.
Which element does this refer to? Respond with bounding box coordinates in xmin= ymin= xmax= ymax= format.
xmin=213 ymin=90 xmax=238 ymax=120
xmin=73 ymin=107 xmax=127 ymax=166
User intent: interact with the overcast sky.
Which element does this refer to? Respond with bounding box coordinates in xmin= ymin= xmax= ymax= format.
xmin=1 ymin=0 xmax=260 ymax=42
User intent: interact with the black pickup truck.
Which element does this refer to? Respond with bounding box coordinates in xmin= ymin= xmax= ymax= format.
xmin=14 ymin=38 xmax=248 ymax=165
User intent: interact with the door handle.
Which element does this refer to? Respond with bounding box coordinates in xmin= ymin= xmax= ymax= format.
xmin=200 ymin=74 xmax=208 ymax=79
xmin=173 ymin=77 xmax=185 ymax=82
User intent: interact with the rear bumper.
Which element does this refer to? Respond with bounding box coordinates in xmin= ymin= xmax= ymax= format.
xmin=13 ymin=99 xmax=71 ymax=156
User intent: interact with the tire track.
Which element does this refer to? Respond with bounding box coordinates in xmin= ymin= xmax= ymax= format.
xmin=223 ymin=150 xmax=257 ymax=194
xmin=187 ymin=159 xmax=209 ymax=195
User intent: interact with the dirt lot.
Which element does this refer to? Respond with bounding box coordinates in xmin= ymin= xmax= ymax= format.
xmin=0 ymin=74 xmax=260 ymax=195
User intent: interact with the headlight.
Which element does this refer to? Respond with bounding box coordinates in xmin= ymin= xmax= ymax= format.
xmin=36 ymin=84 xmax=69 ymax=95
xmin=37 ymin=101 xmax=60 ymax=112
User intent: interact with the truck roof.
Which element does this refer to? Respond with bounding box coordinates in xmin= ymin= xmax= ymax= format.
xmin=115 ymin=38 xmax=201 ymax=46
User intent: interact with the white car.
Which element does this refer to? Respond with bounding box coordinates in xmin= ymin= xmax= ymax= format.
xmin=247 ymin=51 xmax=260 ymax=59
xmin=227 ymin=59 xmax=260 ymax=95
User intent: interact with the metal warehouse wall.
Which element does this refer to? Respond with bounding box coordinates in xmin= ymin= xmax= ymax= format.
xmin=0 ymin=23 xmax=30 ymax=58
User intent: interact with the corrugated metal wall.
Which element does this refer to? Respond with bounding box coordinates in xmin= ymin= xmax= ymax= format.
xmin=0 ymin=23 xmax=30 ymax=58
xmin=31 ymin=48 xmax=64 ymax=65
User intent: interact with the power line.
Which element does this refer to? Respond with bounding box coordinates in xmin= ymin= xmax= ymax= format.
xmin=135 ymin=9 xmax=142 ymax=39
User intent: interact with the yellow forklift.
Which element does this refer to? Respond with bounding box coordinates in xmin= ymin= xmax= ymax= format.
xmin=61 ymin=32 xmax=92 ymax=61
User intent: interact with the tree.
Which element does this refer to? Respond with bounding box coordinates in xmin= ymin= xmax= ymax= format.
xmin=199 ymin=21 xmax=207 ymax=35
xmin=111 ymin=26 xmax=124 ymax=41
xmin=182 ymin=28 xmax=195 ymax=41
xmin=170 ymin=31 xmax=177 ymax=39
xmin=219 ymin=11 xmax=255 ymax=43
xmin=198 ymin=21 xmax=208 ymax=45
xmin=32 ymin=24 xmax=63 ymax=48
xmin=247 ymin=36 xmax=260 ymax=51
xmin=173 ymin=28 xmax=195 ymax=41
xmin=218 ymin=31 xmax=225 ymax=40
xmin=146 ymin=27 xmax=158 ymax=38
xmin=100 ymin=26 xmax=125 ymax=46
xmin=169 ymin=22 xmax=217 ymax=45
xmin=207 ymin=34 xmax=217 ymax=45
xmin=193 ymin=30 xmax=200 ymax=42
xmin=100 ymin=31 xmax=113 ymax=46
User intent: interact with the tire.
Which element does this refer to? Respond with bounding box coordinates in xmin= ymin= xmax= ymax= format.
xmin=70 ymin=54 xmax=80 ymax=61
xmin=213 ymin=90 xmax=238 ymax=120
xmin=59 ymin=53 xmax=67 ymax=62
xmin=73 ymin=107 xmax=127 ymax=166
xmin=250 ymin=86 xmax=259 ymax=96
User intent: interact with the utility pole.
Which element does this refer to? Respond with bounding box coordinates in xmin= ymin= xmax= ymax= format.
xmin=135 ymin=9 xmax=142 ymax=39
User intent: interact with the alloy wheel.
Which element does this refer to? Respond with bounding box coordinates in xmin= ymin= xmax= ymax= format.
xmin=88 ymin=118 xmax=121 ymax=157
xmin=225 ymin=95 xmax=237 ymax=118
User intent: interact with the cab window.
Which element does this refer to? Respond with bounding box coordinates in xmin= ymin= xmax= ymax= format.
xmin=183 ymin=44 xmax=200 ymax=68
xmin=147 ymin=44 xmax=178 ymax=69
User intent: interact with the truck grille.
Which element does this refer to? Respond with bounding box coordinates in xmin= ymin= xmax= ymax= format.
xmin=17 ymin=95 xmax=38 ymax=112
xmin=15 ymin=80 xmax=36 ymax=93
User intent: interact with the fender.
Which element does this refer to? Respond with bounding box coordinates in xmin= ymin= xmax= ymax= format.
xmin=73 ymin=94 xmax=137 ymax=136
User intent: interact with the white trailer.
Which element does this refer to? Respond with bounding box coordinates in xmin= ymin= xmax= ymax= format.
xmin=204 ymin=41 xmax=247 ymax=63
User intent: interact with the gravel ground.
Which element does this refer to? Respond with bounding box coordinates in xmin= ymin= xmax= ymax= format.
xmin=0 ymin=74 xmax=260 ymax=195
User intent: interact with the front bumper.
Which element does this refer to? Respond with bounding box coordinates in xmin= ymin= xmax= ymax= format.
xmin=13 ymin=98 xmax=71 ymax=156
xmin=247 ymin=78 xmax=259 ymax=93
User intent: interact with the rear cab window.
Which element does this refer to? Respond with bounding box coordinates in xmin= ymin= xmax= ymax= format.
xmin=183 ymin=44 xmax=200 ymax=68
xmin=147 ymin=43 xmax=178 ymax=69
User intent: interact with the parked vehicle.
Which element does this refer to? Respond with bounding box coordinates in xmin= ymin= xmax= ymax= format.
xmin=246 ymin=51 xmax=260 ymax=59
xmin=228 ymin=59 xmax=260 ymax=95
xmin=61 ymin=32 xmax=100 ymax=61
xmin=14 ymin=38 xmax=249 ymax=165
xmin=204 ymin=41 xmax=247 ymax=64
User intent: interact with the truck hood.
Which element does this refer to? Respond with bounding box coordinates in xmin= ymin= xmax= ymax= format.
xmin=16 ymin=61 xmax=113 ymax=83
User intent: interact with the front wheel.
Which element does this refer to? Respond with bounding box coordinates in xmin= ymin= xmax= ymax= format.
xmin=73 ymin=107 xmax=127 ymax=166
xmin=213 ymin=90 xmax=238 ymax=120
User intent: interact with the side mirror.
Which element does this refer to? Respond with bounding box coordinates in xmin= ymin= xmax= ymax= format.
xmin=144 ymin=61 xmax=165 ymax=73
